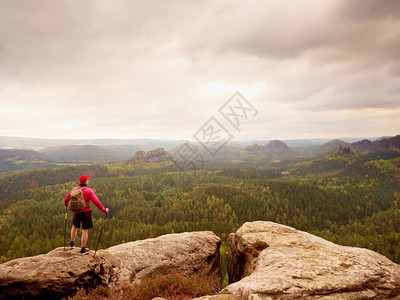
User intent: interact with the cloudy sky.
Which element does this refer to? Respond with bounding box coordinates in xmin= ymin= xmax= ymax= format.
xmin=0 ymin=0 xmax=399 ymax=141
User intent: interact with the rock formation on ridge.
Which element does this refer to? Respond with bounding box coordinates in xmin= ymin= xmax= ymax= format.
xmin=0 ymin=231 xmax=221 ymax=299
xmin=0 ymin=247 xmax=118 ymax=299
xmin=223 ymin=221 xmax=400 ymax=299
xmin=107 ymin=231 xmax=221 ymax=285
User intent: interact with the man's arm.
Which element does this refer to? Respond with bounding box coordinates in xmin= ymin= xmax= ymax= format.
xmin=64 ymin=192 xmax=71 ymax=206
xmin=87 ymin=189 xmax=107 ymax=213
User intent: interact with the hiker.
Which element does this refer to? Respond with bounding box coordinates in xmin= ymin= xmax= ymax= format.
xmin=64 ymin=175 xmax=109 ymax=255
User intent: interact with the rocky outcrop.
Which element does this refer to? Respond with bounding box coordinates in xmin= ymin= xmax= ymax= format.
xmin=223 ymin=221 xmax=400 ymax=299
xmin=3 ymin=224 xmax=400 ymax=300
xmin=125 ymin=147 xmax=171 ymax=165
xmin=0 ymin=247 xmax=119 ymax=299
xmin=145 ymin=147 xmax=170 ymax=162
xmin=338 ymin=144 xmax=351 ymax=154
xmin=0 ymin=231 xmax=221 ymax=299
xmin=107 ymin=231 xmax=221 ymax=286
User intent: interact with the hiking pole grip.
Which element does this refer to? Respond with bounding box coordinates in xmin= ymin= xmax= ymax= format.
xmin=94 ymin=212 xmax=108 ymax=257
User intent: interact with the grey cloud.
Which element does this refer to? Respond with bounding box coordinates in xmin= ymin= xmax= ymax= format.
xmin=0 ymin=0 xmax=398 ymax=140
xmin=335 ymin=0 xmax=400 ymax=20
xmin=0 ymin=0 xmax=191 ymax=86
xmin=183 ymin=0 xmax=400 ymax=66
xmin=388 ymin=61 xmax=400 ymax=77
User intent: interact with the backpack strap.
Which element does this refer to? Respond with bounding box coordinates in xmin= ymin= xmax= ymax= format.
xmin=80 ymin=187 xmax=90 ymax=208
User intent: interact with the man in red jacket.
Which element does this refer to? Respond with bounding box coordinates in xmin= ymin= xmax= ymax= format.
xmin=65 ymin=175 xmax=109 ymax=255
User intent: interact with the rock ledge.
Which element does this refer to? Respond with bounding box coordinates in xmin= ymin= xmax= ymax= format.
xmin=223 ymin=221 xmax=400 ymax=299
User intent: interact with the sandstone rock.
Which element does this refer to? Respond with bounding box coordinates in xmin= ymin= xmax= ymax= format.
xmin=223 ymin=221 xmax=400 ymax=299
xmin=338 ymin=144 xmax=351 ymax=154
xmin=108 ymin=231 xmax=221 ymax=286
xmin=0 ymin=231 xmax=222 ymax=299
xmin=0 ymin=247 xmax=119 ymax=299
xmin=192 ymin=294 xmax=243 ymax=300
xmin=145 ymin=147 xmax=170 ymax=162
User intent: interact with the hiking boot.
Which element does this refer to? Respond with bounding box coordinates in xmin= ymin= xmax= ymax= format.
xmin=79 ymin=247 xmax=90 ymax=255
xmin=69 ymin=241 xmax=75 ymax=249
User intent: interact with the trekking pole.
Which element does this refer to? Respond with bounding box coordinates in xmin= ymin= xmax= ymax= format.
xmin=64 ymin=206 xmax=68 ymax=251
xmin=94 ymin=212 xmax=108 ymax=257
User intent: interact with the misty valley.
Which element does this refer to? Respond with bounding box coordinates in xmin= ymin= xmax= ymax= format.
xmin=0 ymin=135 xmax=399 ymax=290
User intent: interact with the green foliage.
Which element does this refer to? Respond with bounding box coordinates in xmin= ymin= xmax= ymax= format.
xmin=220 ymin=243 xmax=229 ymax=287
xmin=0 ymin=150 xmax=400 ymax=279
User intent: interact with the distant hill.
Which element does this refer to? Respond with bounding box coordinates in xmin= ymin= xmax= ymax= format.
xmin=169 ymin=140 xmax=297 ymax=162
xmin=170 ymin=142 xmax=242 ymax=160
xmin=376 ymin=135 xmax=400 ymax=152
xmin=39 ymin=145 xmax=122 ymax=163
xmin=374 ymin=136 xmax=392 ymax=142
xmin=351 ymin=139 xmax=373 ymax=153
xmin=295 ymin=139 xmax=349 ymax=157
xmin=0 ymin=149 xmax=51 ymax=173
xmin=0 ymin=145 xmax=141 ymax=172
xmin=0 ymin=136 xmax=185 ymax=151
xmin=265 ymin=140 xmax=290 ymax=151
xmin=101 ymin=145 xmax=139 ymax=158
xmin=0 ymin=148 xmax=48 ymax=162
xmin=244 ymin=144 xmax=264 ymax=153
xmin=310 ymin=136 xmax=400 ymax=157
xmin=323 ymin=139 xmax=348 ymax=147
xmin=1 ymin=135 xmax=398 ymax=171
xmin=283 ymin=139 xmax=321 ymax=148
xmin=1 ymin=135 xmax=380 ymax=151
xmin=244 ymin=140 xmax=298 ymax=160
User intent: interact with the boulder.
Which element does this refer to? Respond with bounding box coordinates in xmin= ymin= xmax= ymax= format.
xmin=0 ymin=231 xmax=222 ymax=299
xmin=107 ymin=231 xmax=221 ymax=285
xmin=0 ymin=247 xmax=119 ymax=299
xmin=223 ymin=221 xmax=400 ymax=299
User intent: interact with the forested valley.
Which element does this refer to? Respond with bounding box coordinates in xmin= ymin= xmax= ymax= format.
xmin=0 ymin=148 xmax=399 ymax=285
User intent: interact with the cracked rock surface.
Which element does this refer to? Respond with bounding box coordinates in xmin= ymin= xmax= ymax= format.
xmin=0 ymin=247 xmax=118 ymax=299
xmin=0 ymin=231 xmax=221 ymax=299
xmin=107 ymin=231 xmax=221 ymax=285
xmin=223 ymin=221 xmax=400 ymax=299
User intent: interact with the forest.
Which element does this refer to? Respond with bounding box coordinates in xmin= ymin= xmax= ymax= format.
xmin=0 ymin=149 xmax=399 ymax=285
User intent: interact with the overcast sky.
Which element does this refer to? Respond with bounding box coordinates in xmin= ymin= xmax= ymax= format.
xmin=0 ymin=0 xmax=399 ymax=141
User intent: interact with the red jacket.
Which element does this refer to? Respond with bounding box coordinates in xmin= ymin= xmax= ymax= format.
xmin=64 ymin=185 xmax=106 ymax=214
